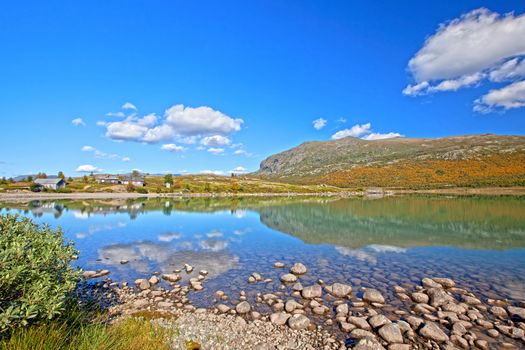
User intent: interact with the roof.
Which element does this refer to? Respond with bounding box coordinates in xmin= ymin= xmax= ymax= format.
xmin=34 ymin=178 xmax=65 ymax=185
xmin=123 ymin=176 xmax=144 ymax=181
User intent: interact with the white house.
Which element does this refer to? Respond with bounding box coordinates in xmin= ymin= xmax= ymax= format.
xmin=34 ymin=178 xmax=66 ymax=190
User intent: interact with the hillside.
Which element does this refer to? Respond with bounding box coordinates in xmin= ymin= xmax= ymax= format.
xmin=255 ymin=134 xmax=525 ymax=189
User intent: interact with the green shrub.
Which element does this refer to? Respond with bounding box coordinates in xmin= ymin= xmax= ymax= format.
xmin=0 ymin=215 xmax=80 ymax=334
xmin=56 ymin=188 xmax=72 ymax=193
xmin=135 ymin=187 xmax=148 ymax=194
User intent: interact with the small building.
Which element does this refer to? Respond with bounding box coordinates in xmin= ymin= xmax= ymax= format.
xmin=95 ymin=175 xmax=121 ymax=185
xmin=34 ymin=178 xmax=66 ymax=190
xmin=165 ymin=182 xmax=171 ymax=188
xmin=121 ymin=176 xmax=145 ymax=187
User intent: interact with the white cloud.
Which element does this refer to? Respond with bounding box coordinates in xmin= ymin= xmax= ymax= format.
xmin=161 ymin=143 xmax=185 ymax=153
xmin=207 ymin=147 xmax=225 ymax=155
xmin=81 ymin=145 xmax=130 ymax=162
xmin=489 ymin=57 xmax=525 ymax=82
xmin=362 ymin=132 xmax=403 ymax=140
xmin=106 ymin=111 xmax=125 ymax=117
xmin=233 ymin=149 xmax=252 ymax=156
xmin=312 ymin=118 xmax=327 ymax=130
xmin=230 ymin=166 xmax=248 ymax=174
xmin=81 ymin=145 xmax=95 ymax=152
xmin=122 ymin=102 xmax=137 ymax=111
xmin=474 ymin=80 xmax=525 ymax=112
xmin=403 ymin=8 xmax=525 ymax=112
xmin=101 ymin=104 xmax=242 ymax=143
xmin=165 ymin=104 xmax=243 ymax=136
xmin=407 ymin=8 xmax=525 ymax=82
xmin=201 ymin=135 xmax=231 ymax=147
xmin=72 ymin=118 xmax=86 ymax=126
xmin=200 ymin=170 xmax=225 ymax=175
xmin=331 ymin=123 xmax=371 ymax=139
xmin=76 ymin=164 xmax=103 ymax=173
xmin=332 ymin=123 xmax=403 ymax=141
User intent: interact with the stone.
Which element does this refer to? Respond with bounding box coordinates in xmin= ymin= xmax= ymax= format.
xmin=235 ymin=301 xmax=251 ymax=314
xmin=363 ymin=288 xmax=385 ymax=304
xmin=270 ymin=312 xmax=291 ymax=325
xmin=312 ymin=306 xmax=326 ymax=315
xmin=422 ymin=278 xmax=442 ymax=288
xmin=290 ymin=262 xmax=307 ymax=275
xmin=387 ymin=345 xmax=410 ymax=350
xmin=428 ymin=288 xmax=454 ymax=307
xmin=157 ymin=301 xmax=173 ymax=309
xmin=285 ymin=299 xmax=302 ymax=313
xmin=199 ymin=270 xmax=208 ymax=276
xmin=135 ymin=279 xmax=150 ymax=290
xmin=162 ymin=273 xmax=181 ymax=282
xmin=369 ymin=314 xmax=391 ymax=329
xmin=474 ymin=339 xmax=489 ymax=350
xmin=184 ymin=264 xmax=193 ymax=273
xmin=328 ymin=283 xmax=352 ymax=298
xmin=462 ymin=295 xmax=481 ymax=305
xmin=273 ymin=262 xmax=285 ymax=268
xmin=507 ymin=306 xmax=525 ymax=320
xmin=82 ymin=270 xmax=97 ymax=279
xmin=335 ymin=303 xmax=349 ymax=316
xmin=148 ymin=276 xmax=159 ymax=285
xmin=419 ymin=321 xmax=449 ymax=342
xmin=432 ymin=278 xmax=456 ymax=288
xmin=287 ymin=314 xmax=310 ymax=330
xmin=411 ymin=292 xmax=429 ymax=304
xmin=280 ymin=273 xmax=297 ymax=283
xmin=289 ymin=282 xmax=302 ymax=292
xmin=487 ymin=329 xmax=499 ymax=338
xmin=340 ymin=321 xmax=356 ymax=332
xmin=248 ymin=276 xmax=256 ymax=283
xmin=443 ymin=302 xmax=467 ymax=314
xmin=133 ymin=299 xmax=149 ymax=308
xmin=378 ymin=323 xmax=403 ymax=344
xmin=490 ymin=306 xmax=508 ymax=319
xmin=353 ymin=337 xmax=385 ymax=350
xmin=301 ymin=284 xmax=322 ymax=299
xmin=190 ymin=281 xmax=203 ymax=291
xmin=348 ymin=316 xmax=372 ymax=330
xmin=216 ymin=304 xmax=230 ymax=313
xmin=252 ymin=272 xmax=262 ymax=281
xmin=350 ymin=329 xmax=377 ymax=339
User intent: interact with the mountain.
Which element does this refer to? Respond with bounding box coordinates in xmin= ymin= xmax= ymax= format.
xmin=255 ymin=134 xmax=525 ymax=188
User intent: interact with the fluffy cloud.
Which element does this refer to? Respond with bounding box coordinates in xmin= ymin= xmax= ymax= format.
xmin=332 ymin=123 xmax=402 ymax=141
xmin=403 ymin=8 xmax=525 ymax=112
xmin=207 ymin=147 xmax=225 ymax=155
xmin=233 ymin=149 xmax=252 ymax=156
xmin=362 ymin=132 xmax=403 ymax=140
xmin=474 ymin=80 xmax=525 ymax=112
xmin=200 ymin=170 xmax=225 ymax=175
xmin=76 ymin=164 xmax=103 ymax=173
xmin=312 ymin=118 xmax=327 ymax=130
xmin=101 ymin=104 xmax=242 ymax=143
xmin=72 ymin=118 xmax=86 ymax=126
xmin=161 ymin=143 xmax=185 ymax=153
xmin=201 ymin=135 xmax=231 ymax=147
xmin=122 ymin=102 xmax=137 ymax=111
xmin=81 ymin=145 xmax=95 ymax=152
xmin=331 ymin=123 xmax=371 ymax=139
xmin=165 ymin=104 xmax=243 ymax=136
xmin=230 ymin=166 xmax=248 ymax=174
xmin=81 ymin=145 xmax=130 ymax=162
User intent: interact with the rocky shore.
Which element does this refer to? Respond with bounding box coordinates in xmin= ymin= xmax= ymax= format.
xmin=79 ymin=262 xmax=525 ymax=350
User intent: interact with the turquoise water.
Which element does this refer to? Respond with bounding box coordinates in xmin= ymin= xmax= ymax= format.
xmin=2 ymin=195 xmax=525 ymax=305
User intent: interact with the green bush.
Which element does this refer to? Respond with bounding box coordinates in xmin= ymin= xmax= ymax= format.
xmin=0 ymin=215 xmax=80 ymax=334
xmin=56 ymin=188 xmax=72 ymax=193
xmin=135 ymin=187 xmax=148 ymax=194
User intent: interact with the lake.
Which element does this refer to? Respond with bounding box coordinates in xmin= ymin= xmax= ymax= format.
xmin=2 ymin=195 xmax=525 ymax=308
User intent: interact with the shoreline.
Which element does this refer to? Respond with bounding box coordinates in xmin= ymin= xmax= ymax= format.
xmin=0 ymin=186 xmax=524 ymax=202
xmin=80 ymin=261 xmax=525 ymax=350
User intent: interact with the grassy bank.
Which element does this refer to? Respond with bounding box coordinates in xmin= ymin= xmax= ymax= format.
xmin=0 ymin=214 xmax=176 ymax=350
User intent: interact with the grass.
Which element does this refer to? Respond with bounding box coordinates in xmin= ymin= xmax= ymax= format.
xmin=0 ymin=300 xmax=176 ymax=350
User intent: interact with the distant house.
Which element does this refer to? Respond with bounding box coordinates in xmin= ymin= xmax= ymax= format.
xmin=165 ymin=182 xmax=171 ymax=188
xmin=34 ymin=178 xmax=66 ymax=190
xmin=121 ymin=176 xmax=145 ymax=187
xmin=95 ymin=175 xmax=121 ymax=185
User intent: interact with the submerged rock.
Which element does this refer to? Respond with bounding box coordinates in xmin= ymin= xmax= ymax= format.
xmin=280 ymin=273 xmax=297 ymax=283
xmin=287 ymin=314 xmax=310 ymax=330
xmin=290 ymin=262 xmax=307 ymax=275
xmin=301 ymin=284 xmax=322 ymax=299
xmin=419 ymin=321 xmax=449 ymax=342
xmin=363 ymin=288 xmax=385 ymax=304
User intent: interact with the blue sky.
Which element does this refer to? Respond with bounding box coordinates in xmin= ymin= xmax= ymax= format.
xmin=1 ymin=1 xmax=524 ymax=178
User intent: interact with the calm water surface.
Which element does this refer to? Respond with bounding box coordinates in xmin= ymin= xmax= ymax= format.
xmin=2 ymin=195 xmax=525 ymax=306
